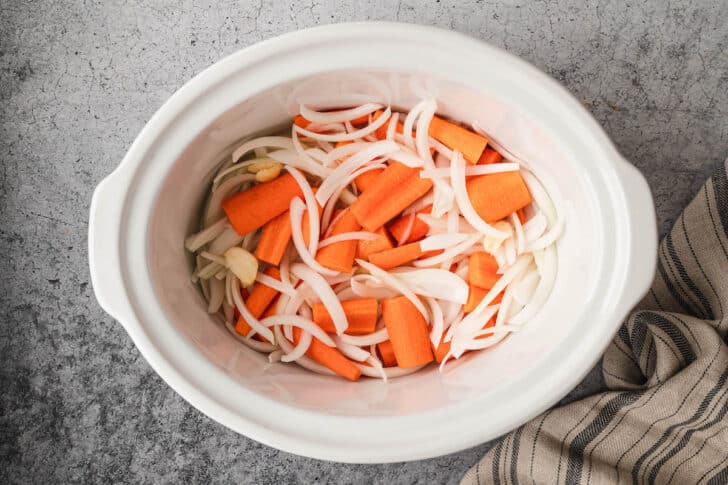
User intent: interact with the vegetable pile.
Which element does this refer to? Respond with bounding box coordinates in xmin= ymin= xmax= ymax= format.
xmin=186 ymin=99 xmax=564 ymax=381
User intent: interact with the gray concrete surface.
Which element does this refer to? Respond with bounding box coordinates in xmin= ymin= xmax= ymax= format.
xmin=1 ymin=1 xmax=727 ymax=483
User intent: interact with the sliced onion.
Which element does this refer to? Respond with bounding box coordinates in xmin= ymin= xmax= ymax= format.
xmin=333 ymin=336 xmax=371 ymax=362
xmin=231 ymin=278 xmax=275 ymax=343
xmin=429 ymin=137 xmax=454 ymax=159
xmin=393 ymin=268 xmax=469 ymax=303
xmin=357 ymin=364 xmax=426 ymax=379
xmin=290 ymin=263 xmax=348 ymax=335
xmin=274 ymin=325 xmax=334 ymax=376
xmin=281 ymin=330 xmax=312 ymax=362
xmin=323 ymin=141 xmax=372 ymax=166
xmin=413 ymin=234 xmax=483 ymax=267
xmin=338 ymin=328 xmax=389 ymax=346
xmin=225 ymin=270 xmax=235 ymax=307
xmin=446 ymin=304 xmax=500 ymax=342
xmin=224 ymin=321 xmax=278 ymax=353
xmin=469 ymin=254 xmax=533 ymax=317
xmin=526 ymin=215 xmax=565 ymax=252
xmin=509 ymin=246 xmax=557 ymax=325
xmin=386 ymin=112 xmax=400 ymax=140
xmin=420 ymin=162 xmax=520 ymax=179
xmin=232 ymin=136 xmax=294 ymax=163
xmin=291 ymin=127 xmax=329 ymax=178
xmin=426 ymin=297 xmax=445 ymax=347
xmin=450 ymin=152 xmax=509 ymax=238
xmin=504 ymin=237 xmax=517 ymax=265
xmin=396 ymin=213 xmax=416 ymax=245
xmin=185 ymin=218 xmax=228 ymax=252
xmin=200 ymin=251 xmax=228 ymax=266
xmin=350 ymin=274 xmax=400 ymax=300
xmin=208 ymin=227 xmax=244 ymax=255
xmin=316 ymin=140 xmax=400 ymax=206
xmin=319 ymin=231 xmax=378 ymax=248
xmin=265 ymin=149 xmax=332 ymax=178
xmin=255 ymin=272 xmax=297 ymax=297
xmin=510 ymin=212 xmax=526 ymax=255
xmin=299 ymin=103 xmax=382 ymax=124
xmin=268 ymin=349 xmax=283 ymax=363
xmin=521 ymin=170 xmax=557 ymax=225
xmin=523 ymin=212 xmax=548 ymax=243
xmin=419 ymin=233 xmax=471 ymax=251
xmin=321 ymin=162 xmax=387 ymax=235
xmin=260 ymin=314 xmax=335 ymax=346
xmin=289 ymin=198 xmax=339 ymax=277
xmin=286 ymin=166 xmax=320 ymax=254
xmin=363 ymin=355 xmax=388 ymax=382
xmin=293 ymin=107 xmax=391 ymax=142
xmin=204 ymin=173 xmax=256 ymax=225
xmin=355 ymin=259 xmax=428 ymax=319
xmin=511 ymin=267 xmax=540 ymax=307
xmin=388 ymin=149 xmax=426 ymax=168
xmin=207 ymin=277 xmax=225 ymax=314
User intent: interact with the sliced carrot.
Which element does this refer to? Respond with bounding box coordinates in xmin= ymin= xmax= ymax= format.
xmin=377 ymin=340 xmax=398 ymax=367
xmin=433 ymin=338 xmax=451 ymax=364
xmin=246 ymin=268 xmax=282 ymax=319
xmin=350 ymin=113 xmax=370 ymax=125
xmin=382 ymin=296 xmax=433 ymax=368
xmin=418 ymin=249 xmax=443 ymax=259
xmin=372 ymin=110 xmax=405 ymax=139
xmin=464 ymin=285 xmax=504 ymax=313
xmin=255 ymin=211 xmax=292 ymax=266
xmin=517 ymin=208 xmax=526 ymax=225
xmin=428 ymin=116 xmax=488 ymax=164
xmin=469 ymin=252 xmax=499 ymax=289
xmin=368 ymin=242 xmax=423 ymax=269
xmin=357 ymin=226 xmax=394 ymax=259
xmin=294 ymin=115 xmax=310 ymax=128
xmin=388 ymin=204 xmax=432 ymax=245
xmin=293 ymin=327 xmax=361 ymax=381
xmin=466 ymin=171 xmax=532 ymax=223
xmin=262 ymin=295 xmax=280 ymax=318
xmin=350 ymin=162 xmax=433 ymax=231
xmin=477 ymin=147 xmax=503 ymax=165
xmin=315 ymin=209 xmax=360 ymax=273
xmin=312 ymin=298 xmax=378 ymax=335
xmin=354 ymin=168 xmax=384 ymax=192
xmin=476 ymin=317 xmax=496 ymax=340
xmin=222 ymin=173 xmax=303 ymax=235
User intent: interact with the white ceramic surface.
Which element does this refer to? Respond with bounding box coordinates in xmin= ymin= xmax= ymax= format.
xmin=88 ymin=22 xmax=657 ymax=463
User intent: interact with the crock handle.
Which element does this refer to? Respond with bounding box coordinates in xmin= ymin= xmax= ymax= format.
xmin=88 ymin=169 xmax=134 ymax=327
xmin=615 ymin=160 xmax=658 ymax=312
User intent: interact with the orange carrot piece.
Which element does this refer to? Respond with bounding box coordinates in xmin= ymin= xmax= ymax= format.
xmin=469 ymin=252 xmax=499 ymax=289
xmin=222 ymin=173 xmax=303 ymax=235
xmin=293 ymin=327 xmax=361 ymax=381
xmin=262 ymin=295 xmax=280 ymax=318
xmin=428 ymin=116 xmax=488 ymax=164
xmin=315 ymin=209 xmax=360 ymax=273
xmin=350 ymin=162 xmax=433 ymax=231
xmin=464 ymin=285 xmax=504 ymax=313
xmin=372 ymin=110 xmax=405 ymax=139
xmin=294 ymin=115 xmax=310 ymax=128
xmin=354 ymin=168 xmax=384 ymax=192
xmin=368 ymin=242 xmax=423 ymax=269
xmin=517 ymin=208 xmax=526 ymax=225
xmin=377 ymin=340 xmax=398 ymax=367
xmin=477 ymin=147 xmax=503 ymax=165
xmin=418 ymin=249 xmax=444 ymax=259
xmin=254 ymin=211 xmax=292 ymax=266
xmin=245 ymin=267 xmax=282 ymax=318
xmin=466 ymin=171 xmax=532 ymax=223
xmin=335 ymin=140 xmax=354 ymax=148
xmin=433 ymin=338 xmax=451 ymax=363
xmin=312 ymin=298 xmax=378 ymax=335
xmin=476 ymin=317 xmax=496 ymax=340
xmin=357 ymin=226 xmax=394 ymax=259
xmin=350 ymin=113 xmax=370 ymax=125
xmin=388 ymin=204 xmax=432 ymax=244
xmin=382 ymin=296 xmax=433 ymax=368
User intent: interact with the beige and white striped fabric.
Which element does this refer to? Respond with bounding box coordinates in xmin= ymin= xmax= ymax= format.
xmin=462 ymin=159 xmax=728 ymax=485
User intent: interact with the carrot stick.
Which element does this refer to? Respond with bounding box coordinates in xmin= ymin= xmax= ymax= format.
xmin=388 ymin=204 xmax=432 ymax=244
xmin=517 ymin=208 xmax=526 ymax=225
xmin=382 ymin=296 xmax=433 ymax=368
xmin=234 ymin=269 xmax=281 ymax=341
xmin=466 ymin=171 xmax=532 ymax=222
xmin=222 ymin=173 xmax=303 ymax=235
xmin=469 ymin=252 xmax=499 ymax=289
xmin=254 ymin=211 xmax=292 ymax=265
xmin=357 ymin=226 xmax=394 ymax=259
xmin=368 ymin=242 xmax=423 ymax=269
xmin=464 ymin=285 xmax=504 ymax=313
xmin=293 ymin=327 xmax=361 ymax=381
xmin=294 ymin=115 xmax=310 ymax=128
xmin=477 ymin=147 xmax=503 ymax=165
xmin=315 ymin=209 xmax=360 ymax=273
xmin=350 ymin=113 xmax=370 ymax=125
xmin=476 ymin=317 xmax=496 ymax=340
xmin=433 ymin=338 xmax=451 ymax=364
xmin=350 ymin=162 xmax=433 ymax=231
xmin=354 ymin=168 xmax=384 ymax=192
xmin=377 ymin=340 xmax=397 ymax=367
xmin=418 ymin=249 xmax=444 ymax=259
xmin=312 ymin=298 xmax=378 ymax=335
xmin=428 ymin=116 xmax=488 ymax=164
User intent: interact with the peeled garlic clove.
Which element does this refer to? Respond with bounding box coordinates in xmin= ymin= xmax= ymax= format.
xmin=224 ymin=247 xmax=258 ymax=286
xmin=247 ymin=160 xmax=279 ymax=173
xmin=255 ymin=164 xmax=282 ymax=182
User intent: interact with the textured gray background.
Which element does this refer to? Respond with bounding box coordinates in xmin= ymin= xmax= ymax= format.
xmin=2 ymin=0 xmax=727 ymax=483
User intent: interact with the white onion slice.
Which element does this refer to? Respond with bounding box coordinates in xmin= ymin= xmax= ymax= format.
xmin=413 ymin=235 xmax=483 ymax=267
xmin=523 ymin=212 xmax=548 ymax=242
xmin=316 ymin=140 xmax=400 ymax=206
xmin=509 ymin=246 xmax=557 ymax=325
xmin=355 ymin=259 xmax=428 ymax=319
xmin=319 ymin=231 xmax=378 ymax=248
xmin=333 ymin=337 xmax=371 ymax=362
xmin=293 ymin=107 xmax=391 ymax=142
xmin=350 ymin=275 xmax=400 ymax=300
xmin=386 ymin=112 xmax=400 ymax=140
xmin=208 ymin=227 xmax=244 ymax=255
xmin=420 ymin=162 xmax=520 ymax=179
xmin=185 ymin=218 xmax=228 ymax=252
xmin=426 ymin=297 xmax=445 ymax=347
xmin=290 ymin=263 xmax=347 ymax=335
xmin=446 ymin=303 xmax=500 ymax=343
xmin=224 ymin=321 xmax=278 ymax=353
xmin=419 ymin=233 xmax=471 ymax=251
xmin=204 ymin=173 xmax=256 ymax=226
xmin=450 ymin=152 xmax=509 ymax=238
xmin=286 ymin=166 xmax=320 ymax=254
xmin=323 ymin=141 xmax=373 ymax=166
xmin=255 ymin=272 xmax=297 ymax=297
xmin=521 ymin=170 xmax=557 ymax=225
xmin=338 ymin=328 xmax=389 ymax=346
xmin=289 ymin=198 xmax=339 ymax=277
xmin=274 ymin=326 xmax=334 ymax=376
xmin=207 ymin=277 xmax=225 ymax=314
xmin=265 ymin=149 xmax=332 ymax=178
xmin=232 ymin=136 xmax=294 ymax=163
xmin=268 ymin=349 xmax=283 ymax=363
xmin=299 ymin=103 xmax=382 ymax=124
xmin=260 ymin=314 xmax=335 ymax=346
xmin=469 ymin=254 xmax=533 ymax=317
xmin=396 ymin=213 xmax=416 ymax=245
xmin=388 ymin=149 xmax=426 ymax=168
xmin=357 ymin=364 xmax=426 ymax=379
xmin=281 ymin=329 xmax=313 ymax=362
xmin=511 ymin=213 xmax=525 ymax=256
xmin=511 ymin=268 xmax=540 ymax=307
xmin=527 ymin=215 xmax=565 ymax=252
xmin=392 ymin=268 xmax=469 ymax=304
xmin=321 ymin=162 xmax=386 ymax=235
xmin=504 ymin=237 xmax=517 ymax=265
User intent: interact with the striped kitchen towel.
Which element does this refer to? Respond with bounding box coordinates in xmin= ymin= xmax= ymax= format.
xmin=462 ymin=159 xmax=728 ymax=485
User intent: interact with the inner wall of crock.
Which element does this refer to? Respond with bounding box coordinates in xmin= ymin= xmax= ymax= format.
xmin=148 ymin=70 xmax=598 ymax=416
